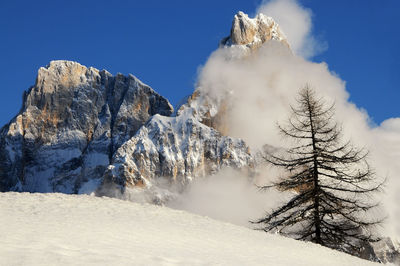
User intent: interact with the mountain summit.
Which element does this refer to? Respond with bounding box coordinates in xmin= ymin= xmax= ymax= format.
xmin=220 ymin=11 xmax=289 ymax=49
xmin=0 ymin=60 xmax=173 ymax=193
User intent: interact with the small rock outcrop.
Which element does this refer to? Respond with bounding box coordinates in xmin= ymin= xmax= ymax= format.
xmin=177 ymin=89 xmax=231 ymax=136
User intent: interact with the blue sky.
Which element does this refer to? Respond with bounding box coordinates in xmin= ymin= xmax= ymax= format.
xmin=0 ymin=0 xmax=398 ymax=126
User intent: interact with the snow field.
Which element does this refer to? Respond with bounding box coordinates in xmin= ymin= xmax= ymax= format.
xmin=0 ymin=193 xmax=377 ymax=265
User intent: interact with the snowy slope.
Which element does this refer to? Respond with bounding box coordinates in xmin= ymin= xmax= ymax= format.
xmin=0 ymin=193 xmax=377 ymax=266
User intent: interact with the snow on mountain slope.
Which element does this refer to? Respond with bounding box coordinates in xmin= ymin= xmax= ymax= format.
xmin=0 ymin=192 xmax=377 ymax=266
xmin=99 ymin=113 xmax=253 ymax=200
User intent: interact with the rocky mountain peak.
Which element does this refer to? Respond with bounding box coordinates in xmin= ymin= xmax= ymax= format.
xmin=220 ymin=11 xmax=289 ymax=49
xmin=35 ymin=61 xmax=96 ymax=93
xmin=0 ymin=61 xmax=175 ymax=193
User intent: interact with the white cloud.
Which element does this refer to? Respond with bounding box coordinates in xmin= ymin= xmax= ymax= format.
xmin=257 ymin=0 xmax=327 ymax=58
xmin=183 ymin=0 xmax=400 ymax=239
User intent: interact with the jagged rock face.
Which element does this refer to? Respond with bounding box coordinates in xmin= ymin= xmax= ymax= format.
xmin=100 ymin=113 xmax=253 ymax=193
xmin=0 ymin=60 xmax=173 ymax=193
xmin=220 ymin=11 xmax=289 ymax=50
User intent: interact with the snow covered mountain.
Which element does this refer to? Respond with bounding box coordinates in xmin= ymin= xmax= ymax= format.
xmin=0 ymin=192 xmax=379 ymax=266
xmin=0 ymin=60 xmax=252 ymax=197
xmin=0 ymin=11 xmax=288 ymax=196
xmin=1 ymin=11 xmax=285 ymax=197
xmin=0 ymin=60 xmax=173 ymax=193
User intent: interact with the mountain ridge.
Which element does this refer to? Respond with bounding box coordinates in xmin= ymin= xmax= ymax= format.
xmin=0 ymin=58 xmax=253 ymax=198
xmin=2 ymin=11 xmax=283 ymax=196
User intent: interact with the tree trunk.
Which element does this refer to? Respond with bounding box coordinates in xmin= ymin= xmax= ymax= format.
xmin=307 ymin=94 xmax=321 ymax=244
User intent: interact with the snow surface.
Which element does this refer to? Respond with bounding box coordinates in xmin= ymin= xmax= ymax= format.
xmin=0 ymin=192 xmax=377 ymax=266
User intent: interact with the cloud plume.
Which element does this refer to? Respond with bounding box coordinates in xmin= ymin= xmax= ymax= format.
xmin=257 ymin=0 xmax=327 ymax=58
xmin=172 ymin=0 xmax=400 ymax=239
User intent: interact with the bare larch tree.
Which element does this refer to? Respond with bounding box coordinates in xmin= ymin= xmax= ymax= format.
xmin=255 ymin=86 xmax=383 ymax=257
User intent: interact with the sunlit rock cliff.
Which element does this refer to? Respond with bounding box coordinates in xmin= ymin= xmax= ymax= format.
xmin=0 ymin=60 xmax=173 ymax=192
xmin=220 ymin=11 xmax=288 ymax=50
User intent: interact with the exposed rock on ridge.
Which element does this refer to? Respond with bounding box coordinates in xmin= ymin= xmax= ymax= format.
xmin=101 ymin=113 xmax=253 ymax=192
xmin=220 ymin=11 xmax=289 ymax=50
xmin=177 ymin=89 xmax=231 ymax=136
